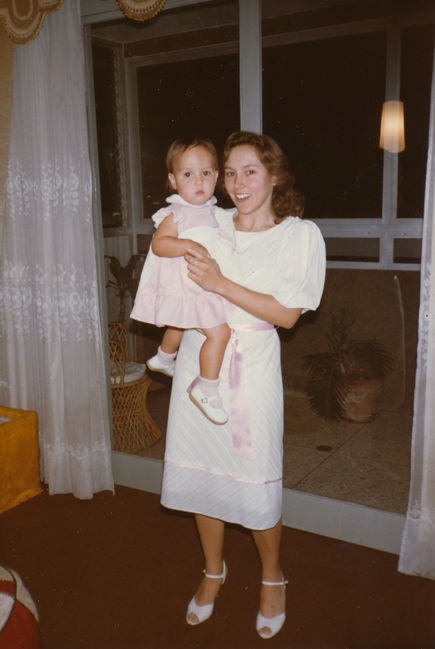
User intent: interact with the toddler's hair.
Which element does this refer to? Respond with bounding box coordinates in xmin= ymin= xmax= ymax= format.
xmin=166 ymin=136 xmax=219 ymax=174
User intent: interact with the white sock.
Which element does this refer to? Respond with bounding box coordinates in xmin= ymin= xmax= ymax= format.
xmin=197 ymin=376 xmax=222 ymax=408
xmin=157 ymin=346 xmax=177 ymax=366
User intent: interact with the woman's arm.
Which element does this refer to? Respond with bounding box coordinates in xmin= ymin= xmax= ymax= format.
xmin=152 ymin=214 xmax=208 ymax=258
xmin=185 ymin=248 xmax=301 ymax=329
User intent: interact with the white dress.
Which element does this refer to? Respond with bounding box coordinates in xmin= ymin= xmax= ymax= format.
xmin=160 ymin=212 xmax=326 ymax=530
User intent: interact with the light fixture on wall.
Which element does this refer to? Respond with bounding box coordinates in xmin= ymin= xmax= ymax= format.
xmin=379 ymin=100 xmax=405 ymax=153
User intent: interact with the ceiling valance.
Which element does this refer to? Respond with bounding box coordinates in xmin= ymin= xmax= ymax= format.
xmin=0 ymin=0 xmax=166 ymax=43
xmin=0 ymin=0 xmax=62 ymax=43
xmin=116 ymin=0 xmax=166 ymax=21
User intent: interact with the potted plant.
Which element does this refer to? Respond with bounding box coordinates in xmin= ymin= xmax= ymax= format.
xmin=105 ymin=254 xmax=145 ymax=323
xmin=303 ymin=309 xmax=394 ymax=422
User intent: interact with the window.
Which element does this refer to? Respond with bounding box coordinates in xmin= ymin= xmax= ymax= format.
xmin=92 ymin=42 xmax=124 ymax=228
xmin=261 ymin=0 xmax=433 ymax=269
xmin=263 ymin=31 xmax=386 ymax=220
xmin=137 ymin=52 xmax=239 ymax=218
xmin=91 ymin=0 xmax=434 ymax=268
xmin=398 ymin=23 xmax=434 ymax=219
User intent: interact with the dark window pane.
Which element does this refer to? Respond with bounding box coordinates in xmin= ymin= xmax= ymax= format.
xmin=394 ymin=238 xmax=422 ymax=264
xmin=398 ymin=23 xmax=434 ymax=219
xmin=325 ymin=237 xmax=379 ymax=262
xmin=263 ymin=32 xmax=386 ymax=219
xmin=137 ymin=54 xmax=239 ymax=218
xmin=92 ymin=43 xmax=123 ymax=228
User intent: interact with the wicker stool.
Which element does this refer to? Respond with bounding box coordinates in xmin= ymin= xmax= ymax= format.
xmin=108 ymin=324 xmax=162 ymax=454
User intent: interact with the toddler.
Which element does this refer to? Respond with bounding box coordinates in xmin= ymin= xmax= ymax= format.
xmin=131 ymin=136 xmax=233 ymax=425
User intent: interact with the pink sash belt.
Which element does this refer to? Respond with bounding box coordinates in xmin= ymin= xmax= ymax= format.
xmin=228 ymin=322 xmax=275 ymax=460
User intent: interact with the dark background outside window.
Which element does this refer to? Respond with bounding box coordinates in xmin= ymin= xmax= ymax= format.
xmin=137 ymin=54 xmax=239 ymax=219
xmin=93 ymin=42 xmax=123 ymax=228
xmin=263 ymin=31 xmax=386 ymax=220
xmin=399 ymin=23 xmax=434 ymax=219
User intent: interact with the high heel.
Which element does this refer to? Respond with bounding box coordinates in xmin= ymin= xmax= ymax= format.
xmin=186 ymin=561 xmax=227 ymax=626
xmin=256 ymin=576 xmax=288 ymax=639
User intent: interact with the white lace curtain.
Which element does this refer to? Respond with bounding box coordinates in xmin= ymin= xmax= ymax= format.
xmin=0 ymin=0 xmax=114 ymax=498
xmin=399 ymin=37 xmax=435 ymax=578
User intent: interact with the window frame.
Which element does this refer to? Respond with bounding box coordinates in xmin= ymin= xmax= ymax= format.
xmin=86 ymin=0 xmax=433 ymax=271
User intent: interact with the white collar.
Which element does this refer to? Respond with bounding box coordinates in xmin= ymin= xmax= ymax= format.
xmin=166 ymin=193 xmax=217 ymax=208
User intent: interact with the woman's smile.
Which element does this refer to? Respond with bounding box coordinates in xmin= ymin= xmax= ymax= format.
xmin=224 ymin=145 xmax=276 ymax=226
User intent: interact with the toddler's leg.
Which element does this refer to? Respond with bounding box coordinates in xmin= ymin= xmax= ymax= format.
xmin=188 ymin=324 xmax=231 ymax=425
xmin=199 ymin=323 xmax=231 ymax=380
xmin=146 ymin=326 xmax=183 ymax=377
xmin=161 ymin=326 xmax=184 ymax=354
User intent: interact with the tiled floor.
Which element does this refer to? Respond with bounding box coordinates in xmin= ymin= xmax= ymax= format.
xmin=140 ymin=382 xmax=411 ymax=515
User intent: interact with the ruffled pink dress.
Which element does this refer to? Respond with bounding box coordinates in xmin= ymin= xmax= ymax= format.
xmin=131 ymin=194 xmax=235 ymax=329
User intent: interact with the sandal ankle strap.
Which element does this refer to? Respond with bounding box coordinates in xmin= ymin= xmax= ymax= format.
xmin=203 ymin=560 xmax=227 ymax=580
xmin=261 ymin=577 xmax=288 ymax=587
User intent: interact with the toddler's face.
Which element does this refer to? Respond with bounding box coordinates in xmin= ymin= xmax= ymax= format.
xmin=169 ymin=145 xmax=218 ymax=206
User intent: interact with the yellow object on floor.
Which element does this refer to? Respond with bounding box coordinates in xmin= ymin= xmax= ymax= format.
xmin=0 ymin=406 xmax=42 ymax=514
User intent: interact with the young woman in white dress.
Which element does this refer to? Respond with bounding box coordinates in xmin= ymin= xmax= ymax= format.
xmin=160 ymin=131 xmax=326 ymax=639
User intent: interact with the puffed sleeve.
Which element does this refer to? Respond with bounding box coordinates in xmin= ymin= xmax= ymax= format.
xmin=151 ymin=205 xmax=183 ymax=228
xmin=271 ymin=219 xmax=326 ymax=312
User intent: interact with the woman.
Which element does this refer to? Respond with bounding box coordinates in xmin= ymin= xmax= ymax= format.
xmin=160 ymin=131 xmax=326 ymax=639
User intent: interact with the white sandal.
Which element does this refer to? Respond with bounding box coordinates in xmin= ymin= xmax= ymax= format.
xmin=256 ymin=576 xmax=288 ymax=639
xmin=186 ymin=561 xmax=228 ymax=626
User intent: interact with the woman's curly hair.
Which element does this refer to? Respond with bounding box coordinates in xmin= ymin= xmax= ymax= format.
xmin=221 ymin=131 xmax=304 ymax=221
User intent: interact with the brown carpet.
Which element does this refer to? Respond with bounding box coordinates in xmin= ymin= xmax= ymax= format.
xmin=1 ymin=485 xmax=434 ymax=649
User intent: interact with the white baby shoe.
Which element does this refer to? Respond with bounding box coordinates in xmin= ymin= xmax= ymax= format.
xmin=188 ymin=381 xmax=228 ymax=425
xmin=146 ymin=354 xmax=175 ymax=378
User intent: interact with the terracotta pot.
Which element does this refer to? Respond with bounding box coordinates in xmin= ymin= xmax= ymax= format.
xmin=342 ymin=376 xmax=384 ymax=422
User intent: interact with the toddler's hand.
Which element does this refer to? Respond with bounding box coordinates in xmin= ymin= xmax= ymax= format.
xmin=185 ymin=241 xmax=209 ymax=257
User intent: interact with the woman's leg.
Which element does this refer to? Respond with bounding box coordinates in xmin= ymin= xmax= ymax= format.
xmin=251 ymin=520 xmax=286 ymax=633
xmin=199 ymin=323 xmax=231 ymax=379
xmin=160 ymin=326 xmax=184 ymax=354
xmin=186 ymin=514 xmax=226 ymax=625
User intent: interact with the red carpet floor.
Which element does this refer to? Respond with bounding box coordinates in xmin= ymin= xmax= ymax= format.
xmin=1 ymin=485 xmax=434 ymax=649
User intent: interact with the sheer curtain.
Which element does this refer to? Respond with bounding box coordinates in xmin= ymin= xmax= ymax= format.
xmin=0 ymin=0 xmax=114 ymax=498
xmin=0 ymin=29 xmax=13 ymax=252
xmin=399 ymin=39 xmax=435 ymax=578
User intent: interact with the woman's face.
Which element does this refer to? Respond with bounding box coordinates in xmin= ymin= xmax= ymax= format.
xmin=224 ymin=145 xmax=276 ymax=219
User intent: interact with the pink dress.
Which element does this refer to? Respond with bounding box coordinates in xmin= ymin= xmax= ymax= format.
xmin=131 ymin=194 xmax=235 ymax=329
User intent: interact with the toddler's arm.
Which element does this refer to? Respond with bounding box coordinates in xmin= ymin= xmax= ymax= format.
xmin=152 ymin=213 xmax=209 ymax=258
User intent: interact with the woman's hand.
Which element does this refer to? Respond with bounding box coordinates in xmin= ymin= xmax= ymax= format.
xmin=185 ymin=247 xmax=224 ymax=294
xmin=186 ymin=248 xmax=301 ymax=330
